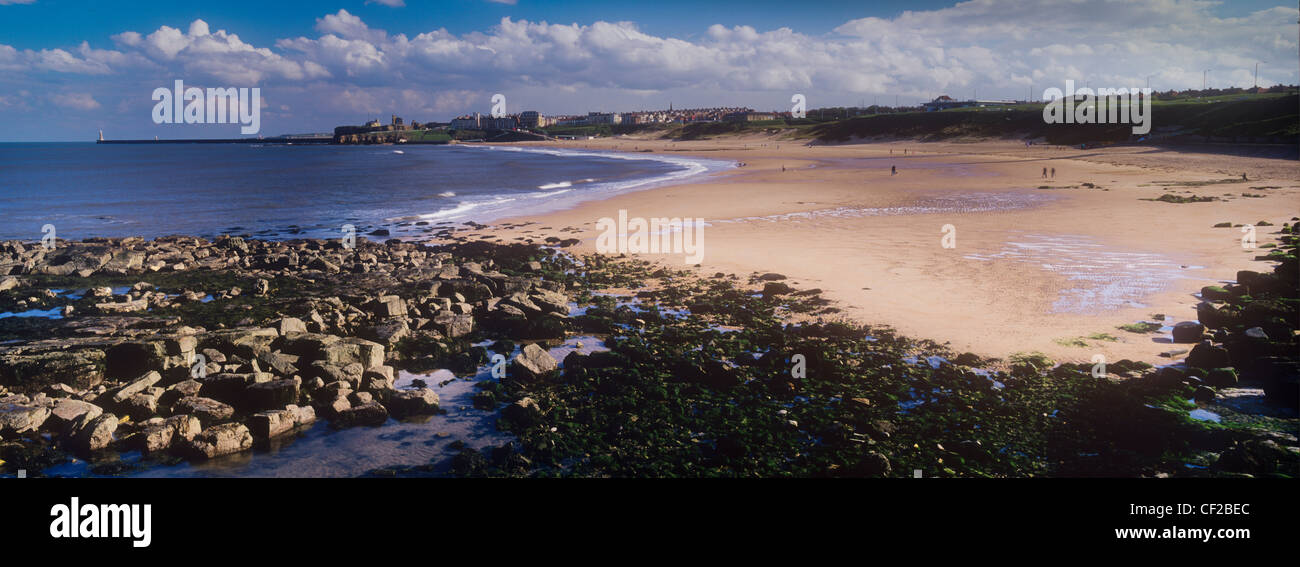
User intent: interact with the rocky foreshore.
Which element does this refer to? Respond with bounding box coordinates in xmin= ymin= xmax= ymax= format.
xmin=0 ymin=223 xmax=1297 ymax=478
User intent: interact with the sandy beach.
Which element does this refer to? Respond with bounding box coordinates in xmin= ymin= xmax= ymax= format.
xmin=461 ymin=136 xmax=1299 ymax=365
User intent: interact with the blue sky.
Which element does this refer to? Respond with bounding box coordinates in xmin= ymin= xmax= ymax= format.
xmin=1 ymin=0 xmax=1296 ymax=141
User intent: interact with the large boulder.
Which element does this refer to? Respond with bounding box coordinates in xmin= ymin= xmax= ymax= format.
xmin=0 ymin=401 xmax=50 ymax=436
xmin=431 ymin=312 xmax=474 ymax=338
xmin=135 ymin=414 xmax=201 ymax=454
xmin=183 ymin=423 xmax=253 ymax=459
xmin=386 ymin=388 xmax=440 ymax=418
xmin=198 ymin=372 xmax=272 ymax=404
xmin=205 ymin=327 xmax=279 ymax=359
xmin=243 ymin=379 xmax=299 ymax=412
xmin=47 ymin=399 xmax=103 ymax=432
xmin=502 ymin=397 xmax=543 ymax=427
xmin=1186 ymin=343 xmax=1232 ymax=371
xmin=249 ymin=408 xmax=298 ymax=439
xmin=359 ymin=319 xmax=410 ymax=347
xmin=320 ymin=338 xmax=386 ymax=369
xmin=111 ymin=370 xmax=162 ymax=404
xmin=69 ymin=412 xmax=118 ymax=452
xmin=171 ymin=396 xmax=235 ymax=426
xmin=334 ymin=400 xmax=388 ymax=427
xmin=0 ymin=349 xmax=106 ymax=392
xmin=1171 ymin=321 xmax=1205 ymax=343
xmin=368 ymin=295 xmax=408 ymax=318
xmin=510 ymin=344 xmax=558 ymax=382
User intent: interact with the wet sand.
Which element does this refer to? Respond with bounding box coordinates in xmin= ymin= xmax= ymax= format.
xmin=455 ymin=136 xmax=1299 ymax=365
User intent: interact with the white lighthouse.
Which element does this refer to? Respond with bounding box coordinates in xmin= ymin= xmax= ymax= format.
xmin=98 ymin=129 xmax=104 ymax=142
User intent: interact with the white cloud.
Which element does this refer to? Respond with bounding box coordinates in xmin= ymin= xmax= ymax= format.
xmin=366 ymin=0 xmax=406 ymax=6
xmin=51 ymin=92 xmax=100 ymax=110
xmin=0 ymin=0 xmax=1296 ymax=138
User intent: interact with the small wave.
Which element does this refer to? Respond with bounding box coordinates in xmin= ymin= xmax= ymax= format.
xmin=392 ymin=150 xmax=405 ymax=155
xmin=538 ymin=181 xmax=572 ymax=190
xmin=437 ymin=191 xmax=456 ymax=198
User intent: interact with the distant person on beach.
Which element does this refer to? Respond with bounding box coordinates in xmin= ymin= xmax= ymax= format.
xmin=1042 ymin=167 xmax=1048 ymax=178
xmin=781 ymin=165 xmax=786 ymax=172
xmin=1051 ymin=168 xmax=1056 ymax=179
xmin=891 ymin=165 xmax=897 ymax=175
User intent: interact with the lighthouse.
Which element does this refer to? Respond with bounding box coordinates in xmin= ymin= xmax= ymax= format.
xmin=98 ymin=129 xmax=104 ymax=142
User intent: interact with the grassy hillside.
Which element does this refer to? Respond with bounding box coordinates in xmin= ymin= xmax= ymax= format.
xmin=807 ymin=93 xmax=1298 ymax=145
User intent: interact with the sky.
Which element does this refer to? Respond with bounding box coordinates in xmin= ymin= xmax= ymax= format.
xmin=0 ymin=0 xmax=1296 ymax=141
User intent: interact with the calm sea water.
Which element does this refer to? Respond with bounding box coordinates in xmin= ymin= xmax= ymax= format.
xmin=0 ymin=143 xmax=732 ymax=242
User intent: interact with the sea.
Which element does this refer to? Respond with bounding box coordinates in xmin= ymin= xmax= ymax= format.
xmin=0 ymin=142 xmax=734 ymax=242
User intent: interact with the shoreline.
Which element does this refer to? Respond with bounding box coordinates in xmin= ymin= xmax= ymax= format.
xmin=464 ymin=137 xmax=1300 ymax=365
xmin=1 ymin=228 xmax=1293 ymax=478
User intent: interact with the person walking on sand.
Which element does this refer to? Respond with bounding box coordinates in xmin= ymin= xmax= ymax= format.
xmin=891 ymin=165 xmax=897 ymax=176
xmin=1042 ymin=167 xmax=1048 ymax=178
xmin=1051 ymin=167 xmax=1056 ymax=179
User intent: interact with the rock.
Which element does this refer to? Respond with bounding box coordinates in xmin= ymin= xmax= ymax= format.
xmin=275 ymin=317 xmax=307 ymax=335
xmin=95 ymin=298 xmax=148 ymax=314
xmin=360 ymin=319 xmax=410 ymax=347
xmin=243 ymin=379 xmax=299 ymax=412
xmin=254 ymin=278 xmax=270 ymax=296
xmin=1244 ymin=327 xmax=1269 ymax=340
xmin=110 ymin=370 xmax=162 ymax=404
xmin=1200 ymin=285 xmax=1232 ymax=301
xmin=172 ymin=396 xmax=235 ymax=426
xmin=307 ymin=361 xmax=360 ymax=388
xmin=386 ymin=388 xmax=440 ymax=418
xmin=431 ymin=312 xmax=474 ymax=338
xmin=136 ymin=414 xmax=201 ymax=454
xmin=42 ymin=383 xmax=78 ymax=398
xmin=1186 ymin=343 xmax=1231 ymax=370
xmin=159 ymin=379 xmax=203 ymax=408
xmin=69 ymin=413 xmax=118 ymax=452
xmin=206 ymin=327 xmax=279 ymax=359
xmin=1171 ymin=321 xmax=1205 ymax=343
xmin=257 ymin=352 xmax=300 ymax=376
xmin=502 ymin=397 xmax=543 ymax=427
xmin=0 ymin=349 xmax=106 ymax=391
xmin=120 ymin=392 xmax=160 ymax=422
xmin=1206 ymin=368 xmax=1238 ymax=388
xmin=369 ymin=295 xmax=407 ymax=318
xmin=292 ymin=404 xmax=316 ymax=427
xmin=761 ymin=282 xmax=795 ymax=298
xmin=249 ymin=409 xmax=297 ymax=439
xmin=0 ymin=402 xmax=51 ymax=436
xmin=1196 ymin=302 xmax=1232 ymax=329
xmin=184 ymin=423 xmax=253 ymax=459
xmin=319 ymin=337 xmax=386 ymax=370
xmin=335 ymin=400 xmax=388 ymax=427
xmin=47 ymin=399 xmax=102 ymax=432
xmin=510 ymin=344 xmax=558 ymax=382
xmin=198 ymin=372 xmax=271 ymax=404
